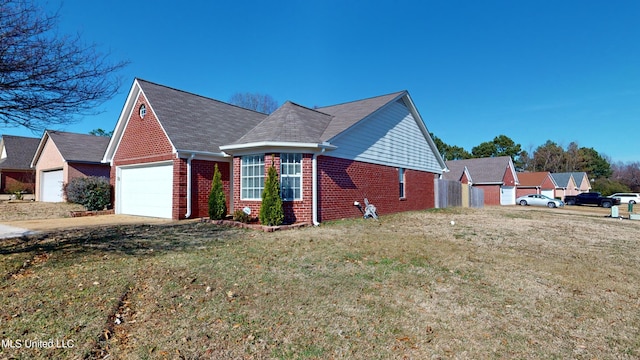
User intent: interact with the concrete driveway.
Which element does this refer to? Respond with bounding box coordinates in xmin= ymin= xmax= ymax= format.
xmin=0 ymin=224 xmax=37 ymax=239
xmin=0 ymin=215 xmax=176 ymax=239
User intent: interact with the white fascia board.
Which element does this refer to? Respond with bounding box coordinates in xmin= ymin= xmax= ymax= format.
xmin=220 ymin=141 xmax=337 ymax=156
xmin=30 ymin=130 xmax=50 ymax=168
xmin=176 ymin=150 xmax=230 ymax=161
xmin=401 ymin=93 xmax=448 ymax=171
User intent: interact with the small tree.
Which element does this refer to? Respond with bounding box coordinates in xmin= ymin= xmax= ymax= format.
xmin=259 ymin=161 xmax=284 ymax=226
xmin=208 ymin=164 xmax=227 ymax=220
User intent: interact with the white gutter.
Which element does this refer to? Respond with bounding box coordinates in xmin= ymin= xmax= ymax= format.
xmin=312 ymin=153 xmax=320 ymax=226
xmin=185 ymin=153 xmax=195 ymax=218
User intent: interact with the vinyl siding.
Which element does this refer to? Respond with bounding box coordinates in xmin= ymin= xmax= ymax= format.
xmin=328 ymin=100 xmax=442 ymax=173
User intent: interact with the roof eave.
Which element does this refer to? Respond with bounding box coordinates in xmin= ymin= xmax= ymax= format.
xmin=220 ymin=141 xmax=337 ymax=155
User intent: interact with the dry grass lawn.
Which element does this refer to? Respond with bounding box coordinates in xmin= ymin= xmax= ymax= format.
xmin=0 ymin=206 xmax=639 ymax=359
xmin=0 ymin=201 xmax=84 ymax=221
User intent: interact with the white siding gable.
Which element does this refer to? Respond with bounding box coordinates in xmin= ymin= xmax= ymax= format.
xmin=328 ymin=99 xmax=443 ymax=173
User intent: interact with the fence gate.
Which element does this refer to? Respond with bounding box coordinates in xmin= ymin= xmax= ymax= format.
xmin=435 ymin=179 xmax=484 ymax=208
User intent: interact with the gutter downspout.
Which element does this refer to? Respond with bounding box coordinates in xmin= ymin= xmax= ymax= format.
xmin=312 ymin=153 xmax=320 ymax=226
xmin=185 ymin=153 xmax=195 ymax=219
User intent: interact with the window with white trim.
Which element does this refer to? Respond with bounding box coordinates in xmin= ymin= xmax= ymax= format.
xmin=399 ymin=168 xmax=406 ymax=198
xmin=280 ymin=153 xmax=302 ymax=200
xmin=241 ymin=155 xmax=264 ymax=200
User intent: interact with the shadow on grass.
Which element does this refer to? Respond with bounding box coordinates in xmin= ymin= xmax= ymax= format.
xmin=0 ymin=222 xmax=245 ymax=257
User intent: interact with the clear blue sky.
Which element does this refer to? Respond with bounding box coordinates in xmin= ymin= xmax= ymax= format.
xmin=5 ymin=0 xmax=640 ymax=163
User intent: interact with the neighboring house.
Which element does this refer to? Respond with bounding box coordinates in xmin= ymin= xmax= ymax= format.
xmin=31 ymin=131 xmax=111 ymax=202
xmin=443 ymin=156 xmax=519 ymax=205
xmin=516 ymin=172 xmax=557 ymax=199
xmin=549 ymin=172 xmax=579 ymax=200
xmin=103 ymin=78 xmax=447 ymax=222
xmin=569 ymin=172 xmax=591 ymax=193
xmin=0 ymin=135 xmax=40 ymax=194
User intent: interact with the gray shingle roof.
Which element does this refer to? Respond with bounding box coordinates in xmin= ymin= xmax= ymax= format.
xmin=316 ymin=91 xmax=406 ymax=141
xmin=549 ymin=173 xmax=573 ymax=188
xmin=47 ymin=131 xmax=111 ymax=163
xmin=443 ymin=156 xmax=514 ymax=184
xmin=137 ymin=79 xmax=268 ymax=153
xmin=230 ymin=101 xmax=334 ymax=144
xmin=0 ymin=135 xmax=40 ymax=170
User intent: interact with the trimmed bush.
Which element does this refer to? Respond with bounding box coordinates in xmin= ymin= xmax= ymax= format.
xmin=208 ymin=163 xmax=227 ymax=220
xmin=259 ymin=162 xmax=284 ymax=226
xmin=64 ymin=176 xmax=111 ymax=211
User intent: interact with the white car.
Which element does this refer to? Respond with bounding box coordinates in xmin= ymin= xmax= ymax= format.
xmin=516 ymin=194 xmax=564 ymax=208
xmin=610 ymin=193 xmax=640 ymax=204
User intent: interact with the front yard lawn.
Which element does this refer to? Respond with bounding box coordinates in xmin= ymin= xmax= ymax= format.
xmin=1 ymin=207 xmax=639 ymax=359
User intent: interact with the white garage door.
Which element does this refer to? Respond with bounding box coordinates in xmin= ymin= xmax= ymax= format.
xmin=500 ymin=186 xmax=516 ymax=205
xmin=118 ymin=163 xmax=173 ymax=218
xmin=541 ymin=189 xmax=555 ymax=199
xmin=41 ymin=169 xmax=64 ymax=202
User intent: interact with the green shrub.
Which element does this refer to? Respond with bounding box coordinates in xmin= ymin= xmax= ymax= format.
xmin=259 ymin=161 xmax=284 ymax=226
xmin=64 ymin=176 xmax=111 ymax=211
xmin=208 ymin=163 xmax=227 ymax=220
xmin=233 ymin=209 xmax=250 ymax=223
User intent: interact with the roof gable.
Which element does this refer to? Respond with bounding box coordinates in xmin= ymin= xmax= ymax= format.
xmin=550 ymin=173 xmax=575 ymax=188
xmin=0 ymin=135 xmax=40 ymax=170
xmin=317 ymin=91 xmax=406 ymax=141
xmin=230 ymin=101 xmax=333 ymax=145
xmin=444 ymin=156 xmax=518 ymax=184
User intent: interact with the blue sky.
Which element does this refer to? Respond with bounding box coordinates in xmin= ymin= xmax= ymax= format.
xmin=5 ymin=0 xmax=639 ymax=163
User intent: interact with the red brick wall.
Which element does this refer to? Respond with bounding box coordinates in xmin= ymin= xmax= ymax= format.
xmin=317 ymin=156 xmax=437 ymax=222
xmin=233 ymin=154 xmax=314 ymax=224
xmin=113 ymin=94 xmax=174 ymax=164
xmin=502 ymin=166 xmax=517 ymax=186
xmin=476 ymin=184 xmax=501 ymax=205
xmin=67 ymin=163 xmax=111 ymax=180
xmin=189 ymin=160 xmax=231 ymax=219
xmin=516 ymin=187 xmax=540 ymax=198
xmin=1 ymin=170 xmax=35 ymax=193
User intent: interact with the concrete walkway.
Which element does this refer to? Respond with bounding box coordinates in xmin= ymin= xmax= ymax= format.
xmin=0 ymin=224 xmax=38 ymax=239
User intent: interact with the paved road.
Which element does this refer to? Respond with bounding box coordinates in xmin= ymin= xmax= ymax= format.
xmin=0 ymin=224 xmax=38 ymax=239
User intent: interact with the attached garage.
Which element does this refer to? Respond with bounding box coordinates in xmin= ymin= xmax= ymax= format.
xmin=40 ymin=169 xmax=64 ymax=202
xmin=117 ymin=162 xmax=173 ymax=218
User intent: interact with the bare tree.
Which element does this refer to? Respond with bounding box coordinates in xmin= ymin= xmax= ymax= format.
xmin=229 ymin=92 xmax=278 ymax=114
xmin=0 ymin=0 xmax=128 ymax=131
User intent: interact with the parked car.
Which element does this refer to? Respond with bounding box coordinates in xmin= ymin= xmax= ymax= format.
xmin=516 ymin=194 xmax=564 ymax=208
xmin=610 ymin=193 xmax=640 ymax=204
xmin=563 ymin=192 xmax=621 ymax=208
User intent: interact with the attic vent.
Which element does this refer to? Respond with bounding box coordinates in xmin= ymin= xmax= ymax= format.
xmin=139 ymin=104 xmax=147 ymax=119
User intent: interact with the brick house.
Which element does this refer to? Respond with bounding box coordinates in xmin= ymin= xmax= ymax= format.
xmin=31 ymin=131 xmax=111 ymax=202
xmin=0 ymin=135 xmax=40 ymax=195
xmin=103 ymin=78 xmax=446 ymax=223
xmin=443 ymin=156 xmax=519 ymax=205
xmin=516 ymin=171 xmax=557 ymax=199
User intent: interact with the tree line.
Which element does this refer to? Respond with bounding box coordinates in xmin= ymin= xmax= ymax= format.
xmin=432 ymin=134 xmax=640 ymax=194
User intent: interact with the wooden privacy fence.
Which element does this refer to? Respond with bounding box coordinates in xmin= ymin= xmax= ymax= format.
xmin=435 ymin=179 xmax=484 ymax=209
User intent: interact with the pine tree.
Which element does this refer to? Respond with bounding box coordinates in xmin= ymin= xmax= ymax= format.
xmin=259 ymin=162 xmax=284 ymax=226
xmin=208 ymin=164 xmax=227 ymax=220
